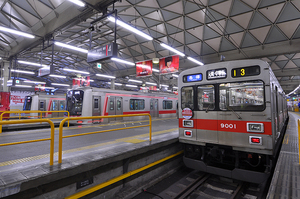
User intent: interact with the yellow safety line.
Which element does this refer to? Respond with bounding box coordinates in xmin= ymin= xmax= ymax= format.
xmin=65 ymin=150 xmax=183 ymax=199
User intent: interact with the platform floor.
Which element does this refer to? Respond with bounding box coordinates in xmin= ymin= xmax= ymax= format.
xmin=267 ymin=112 xmax=300 ymax=199
xmin=0 ymin=117 xmax=179 ymax=198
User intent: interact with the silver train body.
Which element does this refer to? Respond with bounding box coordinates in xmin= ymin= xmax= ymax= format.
xmin=66 ymin=87 xmax=178 ymax=124
xmin=178 ymin=60 xmax=288 ymax=183
xmin=23 ymin=94 xmax=66 ymax=117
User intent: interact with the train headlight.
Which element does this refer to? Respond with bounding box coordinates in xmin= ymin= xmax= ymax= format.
xmin=247 ymin=123 xmax=264 ymax=133
xmin=184 ymin=130 xmax=193 ymax=137
xmin=183 ymin=120 xmax=193 ymax=127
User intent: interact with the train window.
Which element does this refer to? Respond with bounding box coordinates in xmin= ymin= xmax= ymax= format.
xmin=130 ymin=99 xmax=145 ymax=110
xmin=181 ymin=87 xmax=194 ymax=110
xmin=219 ymin=80 xmax=264 ymax=111
xmin=163 ymin=100 xmax=173 ymax=109
xmin=110 ymin=101 xmax=114 ymax=110
xmin=94 ymin=99 xmax=99 ymax=109
xmin=40 ymin=102 xmax=44 ymax=109
xmin=117 ymin=100 xmax=121 ymax=110
xmin=66 ymin=90 xmax=84 ymax=115
xmin=197 ymin=85 xmax=215 ymax=111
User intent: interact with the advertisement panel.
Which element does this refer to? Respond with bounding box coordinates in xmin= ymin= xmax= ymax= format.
xmin=136 ymin=60 xmax=153 ymax=77
xmin=0 ymin=92 xmax=10 ymax=118
xmin=159 ymin=55 xmax=179 ymax=74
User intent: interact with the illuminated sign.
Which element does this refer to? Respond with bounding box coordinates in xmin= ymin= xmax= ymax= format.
xmin=207 ymin=68 xmax=227 ymax=80
xmin=183 ymin=73 xmax=203 ymax=83
xmin=87 ymin=42 xmax=118 ymax=63
xmin=232 ymin=65 xmax=260 ymax=78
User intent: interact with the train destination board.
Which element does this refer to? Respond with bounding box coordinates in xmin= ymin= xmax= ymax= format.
xmin=232 ymin=65 xmax=260 ymax=78
xmin=184 ymin=73 xmax=203 ymax=82
xmin=87 ymin=42 xmax=117 ymax=63
xmin=207 ymin=68 xmax=227 ymax=80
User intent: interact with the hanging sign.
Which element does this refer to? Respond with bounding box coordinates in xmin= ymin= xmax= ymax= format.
xmin=87 ymin=43 xmax=118 ymax=63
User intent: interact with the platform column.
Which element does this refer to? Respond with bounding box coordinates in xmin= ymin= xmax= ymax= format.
xmin=110 ymin=79 xmax=115 ymax=90
xmin=1 ymin=61 xmax=10 ymax=92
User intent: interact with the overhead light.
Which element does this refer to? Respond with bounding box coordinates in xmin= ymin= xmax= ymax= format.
xmin=187 ymin=57 xmax=204 ymax=66
xmin=160 ymin=84 xmax=169 ymax=87
xmin=173 ymin=87 xmax=178 ymax=89
xmin=152 ymin=69 xmax=159 ymax=72
xmin=129 ymin=79 xmax=142 ymax=83
xmin=15 ymin=85 xmax=32 ymax=88
xmin=126 ymin=84 xmax=138 ymax=88
xmin=55 ymin=42 xmax=88 ymax=53
xmin=37 ymin=86 xmax=55 ymax=90
xmin=24 ymin=80 xmax=46 ymax=84
xmin=51 ymin=83 xmax=70 ymax=87
xmin=0 ymin=26 xmax=35 ymax=38
xmin=18 ymin=60 xmax=48 ymax=67
xmin=96 ymin=74 xmax=116 ymax=79
xmin=11 ymin=69 xmax=35 ymax=74
xmin=146 ymin=82 xmax=157 ymax=86
xmin=172 ymin=74 xmax=179 ymax=78
xmin=111 ymin=57 xmax=135 ymax=66
xmin=74 ymin=78 xmax=94 ymax=82
xmin=108 ymin=82 xmax=122 ymax=86
xmin=152 ymin=58 xmax=159 ymax=64
xmin=49 ymin=74 xmax=66 ymax=78
xmin=68 ymin=0 xmax=85 ymax=7
xmin=160 ymin=43 xmax=185 ymax=57
xmin=108 ymin=16 xmax=153 ymax=41
xmin=63 ymin=68 xmax=90 ymax=74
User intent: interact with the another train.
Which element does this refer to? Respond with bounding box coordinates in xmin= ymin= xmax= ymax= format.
xmin=178 ymin=59 xmax=288 ymax=183
xmin=66 ymin=87 xmax=178 ymax=124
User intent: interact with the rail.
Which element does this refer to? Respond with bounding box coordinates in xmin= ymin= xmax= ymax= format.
xmin=0 ymin=110 xmax=70 ymax=133
xmin=58 ymin=114 xmax=152 ymax=164
xmin=0 ymin=119 xmax=55 ymax=165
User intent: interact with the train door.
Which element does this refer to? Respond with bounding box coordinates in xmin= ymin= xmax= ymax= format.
xmin=92 ymin=96 xmax=101 ymax=123
xmin=39 ymin=99 xmax=46 ymax=117
xmin=150 ymin=99 xmax=158 ymax=117
xmin=108 ymin=97 xmax=123 ymax=122
xmin=52 ymin=100 xmax=59 ymax=118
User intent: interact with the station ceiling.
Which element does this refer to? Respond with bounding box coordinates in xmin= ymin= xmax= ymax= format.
xmin=0 ymin=0 xmax=300 ymax=94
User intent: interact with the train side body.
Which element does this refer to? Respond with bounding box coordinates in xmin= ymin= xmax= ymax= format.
xmin=178 ymin=60 xmax=288 ymax=183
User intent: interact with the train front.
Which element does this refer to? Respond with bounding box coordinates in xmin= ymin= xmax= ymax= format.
xmin=66 ymin=89 xmax=84 ymax=122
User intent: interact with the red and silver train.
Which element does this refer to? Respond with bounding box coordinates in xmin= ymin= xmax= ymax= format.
xmin=178 ymin=59 xmax=288 ymax=183
xmin=66 ymin=87 xmax=178 ymax=124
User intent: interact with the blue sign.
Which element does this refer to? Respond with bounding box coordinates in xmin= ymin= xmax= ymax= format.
xmin=186 ymin=74 xmax=203 ymax=82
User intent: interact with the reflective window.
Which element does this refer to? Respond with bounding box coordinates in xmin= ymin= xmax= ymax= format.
xmin=94 ymin=98 xmax=99 ymax=109
xmin=219 ymin=81 xmax=264 ymax=111
xmin=23 ymin=96 xmax=32 ymax=110
xmin=117 ymin=100 xmax=122 ymax=110
xmin=130 ymin=99 xmax=145 ymax=110
xmin=110 ymin=101 xmax=114 ymax=110
xmin=163 ymin=100 xmax=173 ymax=109
xmin=197 ymin=85 xmax=215 ymax=111
xmin=40 ymin=102 xmax=44 ymax=109
xmin=181 ymin=87 xmax=194 ymax=110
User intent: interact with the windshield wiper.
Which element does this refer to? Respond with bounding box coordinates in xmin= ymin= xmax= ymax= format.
xmin=226 ymin=104 xmax=242 ymax=119
xmin=205 ymin=103 xmax=213 ymax=113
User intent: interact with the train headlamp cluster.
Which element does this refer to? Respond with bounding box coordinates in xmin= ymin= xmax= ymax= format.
xmin=247 ymin=123 xmax=264 ymax=133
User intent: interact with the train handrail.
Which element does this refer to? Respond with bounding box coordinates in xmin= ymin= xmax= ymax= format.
xmin=0 ymin=119 xmax=55 ymax=165
xmin=58 ymin=114 xmax=152 ymax=164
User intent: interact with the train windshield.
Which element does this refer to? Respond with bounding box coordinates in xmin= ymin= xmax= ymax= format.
xmin=198 ymin=85 xmax=215 ymax=111
xmin=66 ymin=90 xmax=84 ymax=115
xmin=23 ymin=96 xmax=32 ymax=110
xmin=181 ymin=87 xmax=194 ymax=110
xmin=219 ymin=80 xmax=264 ymax=111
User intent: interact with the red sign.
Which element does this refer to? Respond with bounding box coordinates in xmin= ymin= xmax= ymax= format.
xmin=159 ymin=55 xmax=179 ymax=74
xmin=182 ymin=108 xmax=193 ymax=119
xmin=136 ymin=60 xmax=153 ymax=77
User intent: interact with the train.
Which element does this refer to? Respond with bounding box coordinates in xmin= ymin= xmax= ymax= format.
xmin=66 ymin=87 xmax=178 ymax=124
xmin=178 ymin=59 xmax=288 ymax=183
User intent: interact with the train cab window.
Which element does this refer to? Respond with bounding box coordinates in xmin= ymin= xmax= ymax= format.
xmin=197 ymin=85 xmax=215 ymax=111
xmin=163 ymin=100 xmax=173 ymax=109
xmin=130 ymin=99 xmax=145 ymax=110
xmin=66 ymin=90 xmax=84 ymax=115
xmin=219 ymin=80 xmax=264 ymax=111
xmin=181 ymin=87 xmax=194 ymax=110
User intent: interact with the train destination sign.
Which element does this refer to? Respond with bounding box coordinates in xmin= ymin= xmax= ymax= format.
xmin=87 ymin=42 xmax=117 ymax=63
xmin=231 ymin=65 xmax=260 ymax=78
xmin=184 ymin=73 xmax=203 ymax=83
xmin=182 ymin=108 xmax=193 ymax=119
xmin=207 ymin=68 xmax=227 ymax=80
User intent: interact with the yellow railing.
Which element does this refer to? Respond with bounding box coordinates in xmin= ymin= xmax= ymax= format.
xmin=0 ymin=110 xmax=70 ymax=133
xmin=0 ymin=119 xmax=55 ymax=165
xmin=58 ymin=114 xmax=152 ymax=164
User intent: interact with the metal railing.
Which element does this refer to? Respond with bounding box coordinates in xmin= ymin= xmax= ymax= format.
xmin=0 ymin=119 xmax=55 ymax=165
xmin=0 ymin=110 xmax=70 ymax=133
xmin=58 ymin=114 xmax=152 ymax=163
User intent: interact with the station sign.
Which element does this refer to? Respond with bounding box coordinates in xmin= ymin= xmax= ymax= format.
xmin=87 ymin=42 xmax=118 ymax=63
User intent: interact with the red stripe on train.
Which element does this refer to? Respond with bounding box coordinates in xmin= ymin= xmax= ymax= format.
xmin=159 ymin=110 xmax=177 ymax=114
xmin=179 ymin=118 xmax=272 ymax=135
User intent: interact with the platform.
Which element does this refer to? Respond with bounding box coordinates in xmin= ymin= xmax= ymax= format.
xmin=267 ymin=112 xmax=300 ymax=199
xmin=0 ymin=117 xmax=181 ymax=198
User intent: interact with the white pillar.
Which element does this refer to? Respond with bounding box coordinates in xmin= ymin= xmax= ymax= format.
xmin=110 ymin=79 xmax=115 ymax=90
xmin=2 ymin=61 xmax=10 ymax=92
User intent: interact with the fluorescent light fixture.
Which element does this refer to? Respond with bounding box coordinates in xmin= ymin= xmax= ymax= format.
xmin=172 ymin=74 xmax=179 ymax=78
xmin=152 ymin=69 xmax=159 ymax=72
xmin=126 ymin=84 xmax=138 ymax=88
xmin=24 ymin=81 xmax=46 ymax=84
xmin=96 ymin=74 xmax=116 ymax=79
xmin=18 ymin=60 xmax=48 ymax=67
xmin=49 ymin=74 xmax=66 ymax=78
xmin=15 ymin=85 xmax=32 ymax=88
xmin=160 ymin=84 xmax=169 ymax=87
xmin=38 ymin=86 xmax=55 ymax=89
xmin=173 ymin=86 xmax=178 ymax=89
xmin=129 ymin=79 xmax=142 ymax=83
xmin=0 ymin=26 xmax=35 ymax=38
xmin=107 ymin=82 xmax=122 ymax=86
xmin=146 ymin=82 xmax=157 ymax=86
xmin=55 ymin=42 xmax=88 ymax=53
xmin=111 ymin=57 xmax=135 ymax=66
xmin=51 ymin=83 xmax=70 ymax=87
xmin=68 ymin=0 xmax=85 ymax=7
xmin=63 ymin=68 xmax=90 ymax=74
xmin=187 ymin=57 xmax=204 ymax=66
xmin=74 ymin=78 xmax=94 ymax=82
xmin=108 ymin=16 xmax=153 ymax=41
xmin=160 ymin=43 xmax=185 ymax=57
xmin=11 ymin=69 xmax=35 ymax=74
xmin=287 ymin=85 xmax=300 ymax=96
